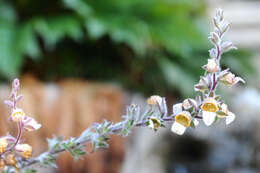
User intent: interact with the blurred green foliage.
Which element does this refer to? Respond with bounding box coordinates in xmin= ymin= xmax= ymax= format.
xmin=0 ymin=0 xmax=253 ymax=97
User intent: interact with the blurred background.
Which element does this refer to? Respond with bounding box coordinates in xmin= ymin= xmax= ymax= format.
xmin=0 ymin=0 xmax=259 ymax=172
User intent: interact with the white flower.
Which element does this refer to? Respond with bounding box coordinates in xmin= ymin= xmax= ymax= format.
xmin=171 ymin=111 xmax=191 ymax=135
xmin=11 ymin=108 xmax=25 ymax=122
xmin=201 ymin=98 xmax=219 ymax=126
xmin=22 ymin=117 xmax=42 ymax=131
xmin=193 ymin=119 xmax=200 ymax=126
xmin=182 ymin=98 xmax=196 ymax=110
xmin=15 ymin=144 xmax=32 ymax=159
xmin=218 ymin=103 xmax=236 ymax=125
xmin=220 ymin=72 xmax=245 ymax=87
xmin=205 ymin=59 xmax=219 ymax=73
xmin=147 ymin=95 xmax=163 ymax=106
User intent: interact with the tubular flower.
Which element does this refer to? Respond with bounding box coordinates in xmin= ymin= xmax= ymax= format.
xmin=218 ymin=103 xmax=236 ymax=125
xmin=205 ymin=59 xmax=219 ymax=73
xmin=0 ymin=138 xmax=8 ymax=153
xmin=171 ymin=111 xmax=192 ymax=135
xmin=201 ymin=98 xmax=219 ymax=126
xmin=15 ymin=144 xmax=32 ymax=159
xmin=220 ymin=72 xmax=245 ymax=87
xmin=148 ymin=116 xmax=161 ymax=131
xmin=182 ymin=98 xmax=196 ymax=110
xmin=22 ymin=117 xmax=42 ymax=131
xmin=11 ymin=108 xmax=25 ymax=122
xmin=146 ymin=95 xmax=162 ymax=106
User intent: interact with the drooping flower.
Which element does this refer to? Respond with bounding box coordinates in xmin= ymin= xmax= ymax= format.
xmin=205 ymin=59 xmax=219 ymax=73
xmin=194 ymin=76 xmax=209 ymax=93
xmin=220 ymin=72 xmax=245 ymax=87
xmin=148 ymin=116 xmax=161 ymax=131
xmin=217 ymin=103 xmax=236 ymax=125
xmin=11 ymin=108 xmax=25 ymax=122
xmin=171 ymin=111 xmax=192 ymax=135
xmin=182 ymin=98 xmax=196 ymax=110
xmin=0 ymin=138 xmax=8 ymax=154
xmin=147 ymin=95 xmax=163 ymax=106
xmin=201 ymin=98 xmax=219 ymax=126
xmin=22 ymin=117 xmax=42 ymax=131
xmin=15 ymin=144 xmax=32 ymax=159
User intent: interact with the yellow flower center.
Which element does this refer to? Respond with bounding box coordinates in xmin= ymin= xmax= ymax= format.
xmin=11 ymin=111 xmax=25 ymax=121
xmin=201 ymin=102 xmax=218 ymax=112
xmin=175 ymin=113 xmax=191 ymax=127
xmin=20 ymin=144 xmax=32 ymax=159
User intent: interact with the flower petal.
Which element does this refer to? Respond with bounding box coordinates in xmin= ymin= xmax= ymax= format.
xmin=193 ymin=119 xmax=199 ymax=126
xmin=172 ymin=103 xmax=182 ymax=115
xmin=226 ymin=112 xmax=235 ymax=125
xmin=171 ymin=122 xmax=186 ymax=135
xmin=202 ymin=111 xmax=216 ymax=126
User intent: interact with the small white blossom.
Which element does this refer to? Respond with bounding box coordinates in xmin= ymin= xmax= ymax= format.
xmin=220 ymin=72 xmax=245 ymax=87
xmin=201 ymin=98 xmax=219 ymax=126
xmin=205 ymin=59 xmax=219 ymax=73
xmin=22 ymin=117 xmax=42 ymax=131
xmin=11 ymin=108 xmax=25 ymax=122
xmin=171 ymin=111 xmax=191 ymax=135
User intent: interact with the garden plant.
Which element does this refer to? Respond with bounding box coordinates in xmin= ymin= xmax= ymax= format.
xmin=0 ymin=9 xmax=245 ymax=173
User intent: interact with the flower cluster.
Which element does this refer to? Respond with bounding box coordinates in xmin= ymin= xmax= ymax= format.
xmin=0 ymin=79 xmax=41 ymax=172
xmin=171 ymin=9 xmax=244 ymax=134
xmin=146 ymin=9 xmax=245 ymax=135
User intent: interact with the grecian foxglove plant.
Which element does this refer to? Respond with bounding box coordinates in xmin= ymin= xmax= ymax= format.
xmin=0 ymin=9 xmax=245 ymax=173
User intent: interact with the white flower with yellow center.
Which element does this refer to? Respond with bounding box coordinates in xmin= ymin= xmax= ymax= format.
xmin=171 ymin=111 xmax=192 ymax=135
xmin=217 ymin=103 xmax=236 ymax=125
xmin=201 ymin=98 xmax=219 ymax=126
xmin=0 ymin=138 xmax=8 ymax=154
xmin=11 ymin=108 xmax=25 ymax=122
xmin=148 ymin=116 xmax=161 ymax=131
xmin=15 ymin=144 xmax=32 ymax=159
xmin=205 ymin=59 xmax=219 ymax=73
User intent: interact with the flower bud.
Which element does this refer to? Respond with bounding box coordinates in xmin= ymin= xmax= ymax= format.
xmin=209 ymin=48 xmax=217 ymax=59
xmin=15 ymin=144 xmax=32 ymax=159
xmin=182 ymin=98 xmax=196 ymax=110
xmin=147 ymin=95 xmax=162 ymax=106
xmin=205 ymin=59 xmax=219 ymax=73
xmin=209 ymin=32 xmax=220 ymax=45
xmin=221 ymin=41 xmax=237 ymax=53
xmin=11 ymin=108 xmax=25 ymax=122
xmin=216 ymin=8 xmax=224 ymax=21
xmin=22 ymin=117 xmax=42 ymax=131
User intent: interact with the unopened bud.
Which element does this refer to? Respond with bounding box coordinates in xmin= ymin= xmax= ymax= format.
xmin=221 ymin=41 xmax=237 ymax=53
xmin=209 ymin=32 xmax=220 ymax=45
